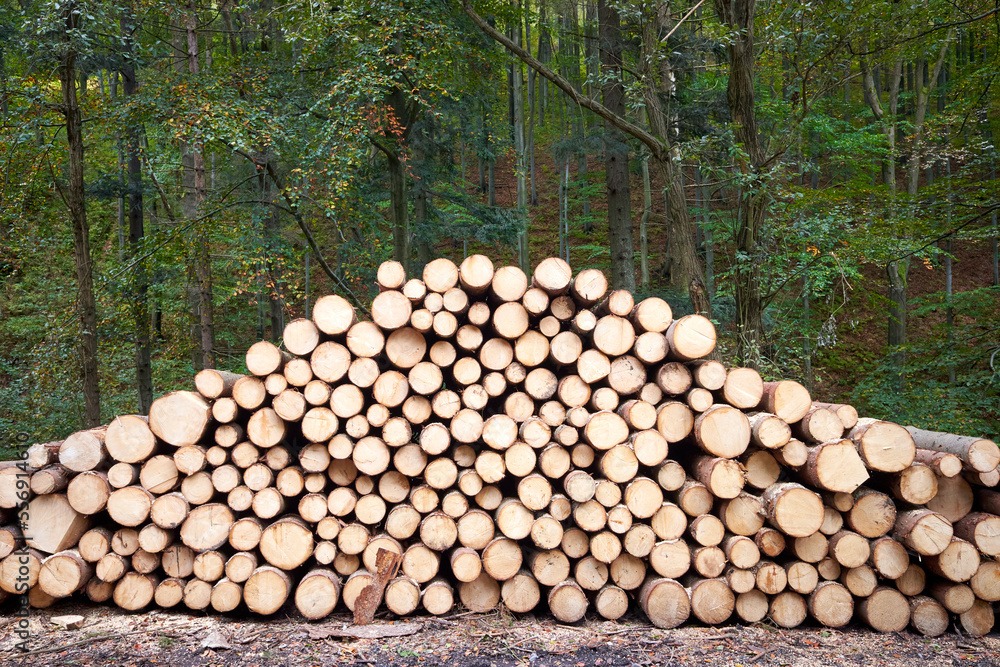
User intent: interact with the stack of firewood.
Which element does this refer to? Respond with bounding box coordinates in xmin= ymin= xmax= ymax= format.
xmin=1 ymin=256 xmax=997 ymax=636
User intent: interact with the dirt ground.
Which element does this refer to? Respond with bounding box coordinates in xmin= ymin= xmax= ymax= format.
xmin=0 ymin=602 xmax=997 ymax=667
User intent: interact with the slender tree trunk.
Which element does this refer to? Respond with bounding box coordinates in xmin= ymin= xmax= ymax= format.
xmin=597 ymin=0 xmax=634 ymax=292
xmin=121 ymin=9 xmax=153 ymax=413
xmin=714 ymin=0 xmax=767 ymax=367
xmin=388 ymin=153 xmax=409 ymax=269
xmin=526 ymin=17 xmax=537 ymax=207
xmin=513 ymin=9 xmax=529 ymax=272
xmin=185 ymin=4 xmax=214 ymax=369
xmin=61 ymin=2 xmax=101 ymax=427
xmin=639 ymin=154 xmax=651 ymax=289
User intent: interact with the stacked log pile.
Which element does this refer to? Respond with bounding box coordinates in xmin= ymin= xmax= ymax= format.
xmin=1 ymin=255 xmax=998 ymax=636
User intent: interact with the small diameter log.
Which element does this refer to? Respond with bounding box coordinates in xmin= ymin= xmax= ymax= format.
xmin=908 ymin=595 xmax=950 ymax=637
xmin=26 ymin=441 xmax=62 ymax=469
xmin=194 ymin=369 xmax=242 ymax=400
xmin=794 ymin=407 xmax=844 ymax=444
xmin=953 ymin=512 xmax=1000 ymax=556
xmin=857 ymin=586 xmax=910 ymax=632
xmin=105 ymin=415 xmax=158 ymax=463
xmin=759 ymin=380 xmax=811 ymax=424
xmin=893 ymin=509 xmax=954 ymax=556
xmin=924 ymin=538 xmax=980 ymax=583
xmin=747 ymin=412 xmax=791 ymax=450
xmin=926 ymin=475 xmax=974 ymax=524
xmin=808 ymin=581 xmax=853 ymax=628
xmin=735 ymin=590 xmax=768 ymax=623
xmin=717 ymin=367 xmax=763 ymax=410
xmin=785 ymin=561 xmax=818 ymax=595
xmin=888 ymin=463 xmax=939 ymax=505
xmin=58 ymin=428 xmax=108 ymax=473
xmin=547 ymin=580 xmax=589 ymax=623
xmin=905 ymin=426 xmax=1000 ymax=473
xmin=812 ymin=401 xmax=859 ymax=430
xmin=799 ymin=440 xmax=869 ymax=494
xmin=113 ymin=572 xmax=158 ymax=611
xmin=692 ymin=456 xmax=744 ymax=499
xmin=459 ymin=572 xmax=500 ymax=613
xmin=244 ymin=565 xmax=292 ymax=615
xmin=847 ymin=489 xmax=897 ymax=538
xmin=738 ymin=450 xmax=778 ymax=491
xmin=718 ymin=493 xmax=765 ymax=536
xmin=30 ymin=465 xmax=71 ymax=495
xmin=639 ymin=577 xmax=691 ymax=629
xmin=149 ymin=391 xmax=211 ymax=448
xmin=868 ymin=536 xmax=909 ymax=580
xmin=913 ymin=450 xmax=963 ymax=477
xmin=827 ymin=530 xmax=870 ymax=569
xmin=769 ymin=591 xmax=807 ymax=629
xmin=38 ymin=550 xmax=93 ymax=598
xmin=761 ymin=483 xmax=824 ymax=538
xmin=665 ymin=314 xmax=716 ymax=361
xmin=686 ymin=577 xmax=734 ymax=625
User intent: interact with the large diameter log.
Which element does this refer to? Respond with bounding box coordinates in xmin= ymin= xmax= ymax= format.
xmin=893 ymin=509 xmax=954 ymax=556
xmin=905 ymin=426 xmax=1000 ymax=473
xmin=761 ymin=483 xmax=824 ymax=537
xmin=693 ymin=405 xmax=751 ymax=458
xmin=105 ymin=415 xmax=158 ymax=463
xmin=798 ymin=439 xmax=869 ymax=493
xmin=807 ymin=581 xmax=854 ymax=627
xmin=24 ymin=494 xmax=91 ymax=554
xmin=759 ymin=380 xmax=811 ymax=423
xmin=149 ymin=391 xmax=211 ymax=448
xmin=857 ymin=586 xmax=910 ymax=632
xmin=848 ymin=419 xmax=916 ymax=472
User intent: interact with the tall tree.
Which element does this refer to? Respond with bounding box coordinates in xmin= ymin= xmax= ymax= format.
xmin=597 ymin=0 xmax=635 ymax=292
xmin=120 ymin=6 xmax=152 ymax=412
xmin=713 ymin=0 xmax=767 ymax=366
xmin=59 ymin=1 xmax=100 ymax=426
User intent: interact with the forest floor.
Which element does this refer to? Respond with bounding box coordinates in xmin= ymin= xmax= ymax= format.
xmin=0 ymin=602 xmax=997 ymax=667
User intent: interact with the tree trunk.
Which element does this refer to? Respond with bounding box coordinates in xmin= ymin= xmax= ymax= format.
xmin=121 ymin=9 xmax=152 ymax=414
xmin=640 ymin=154 xmax=651 ymax=288
xmin=183 ymin=4 xmax=214 ymax=370
xmin=714 ymin=0 xmax=766 ymax=368
xmin=61 ymin=2 xmax=101 ymax=427
xmin=598 ymin=0 xmax=635 ymax=292
xmin=513 ymin=9 xmax=529 ymax=273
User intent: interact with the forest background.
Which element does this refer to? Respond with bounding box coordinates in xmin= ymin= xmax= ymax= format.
xmin=0 ymin=0 xmax=998 ymax=450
